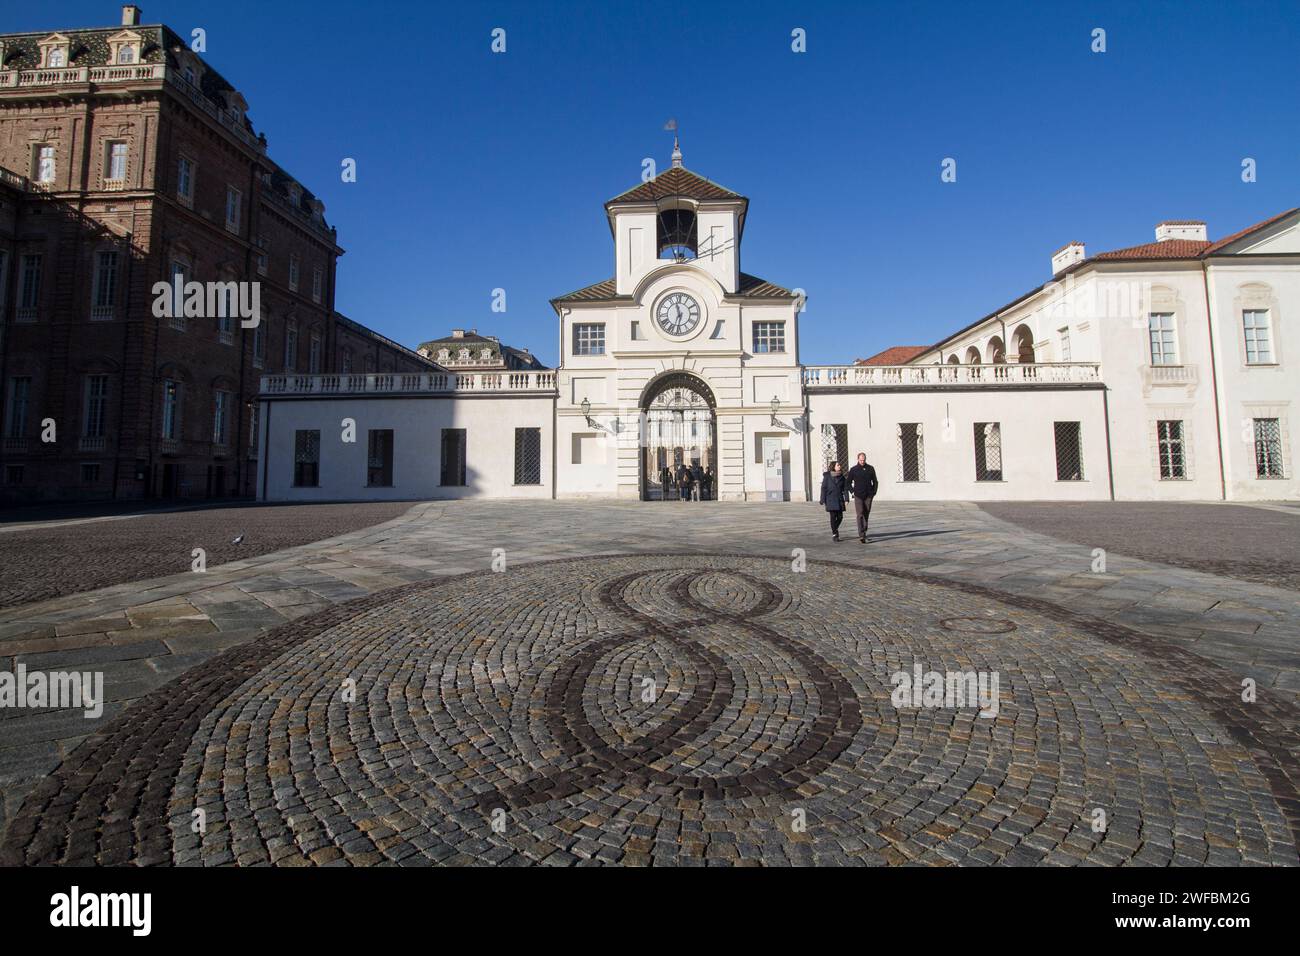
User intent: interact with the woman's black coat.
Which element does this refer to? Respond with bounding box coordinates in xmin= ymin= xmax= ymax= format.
xmin=819 ymin=471 xmax=848 ymax=512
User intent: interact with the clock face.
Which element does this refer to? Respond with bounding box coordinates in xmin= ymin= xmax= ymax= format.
xmin=656 ymin=292 xmax=702 ymax=336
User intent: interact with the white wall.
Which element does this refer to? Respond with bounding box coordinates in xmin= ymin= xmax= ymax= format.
xmin=806 ymin=387 xmax=1111 ymax=501
xmin=258 ymin=395 xmax=555 ymax=501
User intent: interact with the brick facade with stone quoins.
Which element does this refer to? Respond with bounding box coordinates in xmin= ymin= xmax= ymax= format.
xmin=0 ymin=4 xmax=434 ymax=502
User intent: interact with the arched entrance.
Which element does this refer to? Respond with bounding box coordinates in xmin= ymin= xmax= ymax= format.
xmin=640 ymin=372 xmax=716 ymax=501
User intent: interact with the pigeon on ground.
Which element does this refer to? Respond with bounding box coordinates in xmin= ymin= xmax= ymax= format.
xmin=231 ymin=533 xmax=245 ymax=545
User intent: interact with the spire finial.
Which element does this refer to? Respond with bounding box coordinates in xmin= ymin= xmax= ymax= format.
xmin=671 ymin=135 xmax=683 ymax=168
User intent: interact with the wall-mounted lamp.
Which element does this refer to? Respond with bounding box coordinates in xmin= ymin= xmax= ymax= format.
xmin=581 ymin=396 xmax=593 ymax=426
xmin=769 ymin=395 xmax=780 ymax=425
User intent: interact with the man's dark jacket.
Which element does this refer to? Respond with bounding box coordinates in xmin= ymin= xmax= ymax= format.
xmin=847 ymin=463 xmax=878 ymax=499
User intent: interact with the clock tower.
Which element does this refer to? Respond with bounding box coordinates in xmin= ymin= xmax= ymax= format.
xmin=551 ymin=147 xmax=808 ymax=502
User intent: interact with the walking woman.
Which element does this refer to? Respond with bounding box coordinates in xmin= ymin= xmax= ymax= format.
xmin=819 ymin=460 xmax=849 ymax=541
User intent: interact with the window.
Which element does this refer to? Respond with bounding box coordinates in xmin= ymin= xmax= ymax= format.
xmin=573 ymin=323 xmax=604 ymax=356
xmin=161 ymin=380 xmax=182 ymax=440
xmin=289 ymin=255 xmax=300 ymax=292
xmin=367 ymin=429 xmax=394 ymax=487
xmin=341 ymin=348 xmax=352 ymax=374
xmin=309 ymin=335 xmax=322 ymax=374
xmin=5 ymin=465 xmax=23 ymax=486
xmin=48 ymin=47 xmax=67 ymax=68
xmin=253 ymin=322 xmax=265 ymax=368
xmin=1054 ymin=421 xmax=1084 ymax=480
xmin=183 ymin=65 xmax=196 ymax=86
xmin=1157 ymin=420 xmax=1186 ymax=479
xmin=974 ymin=422 xmax=1003 ymax=481
xmin=284 ymin=324 xmax=298 ymax=371
xmin=1253 ymin=418 xmax=1284 ymax=478
xmin=753 ymin=322 xmax=786 ymax=354
xmin=1058 ymin=327 xmax=1071 ymax=362
xmin=312 ymin=266 xmax=323 ymax=303
xmin=82 ymin=375 xmax=108 ymax=438
xmin=18 ymin=255 xmax=41 ymax=320
xmin=117 ymin=45 xmax=136 ymax=64
xmin=92 ymin=250 xmax=117 ymax=319
xmin=217 ymin=285 xmax=235 ymax=342
xmin=105 ymin=141 xmax=128 ymax=182
xmin=440 ymin=428 xmax=466 ymax=486
xmin=898 ymin=423 xmax=925 ymax=482
xmin=248 ymin=402 xmax=259 ymax=451
xmin=177 ymin=157 xmax=194 ymax=203
xmin=256 ymin=236 xmax=268 ymax=275
xmin=1243 ymin=310 xmax=1273 ymax=364
xmin=630 ymin=320 xmax=643 ymax=341
xmin=1148 ymin=313 xmax=1176 ymax=365
xmin=293 ymin=430 xmax=320 ymax=487
xmin=5 ymin=377 xmax=31 ymax=438
xmin=81 ymin=463 xmax=101 ymax=484
xmin=212 ymin=390 xmax=230 ymax=445
xmin=514 ymin=427 xmax=541 ymax=485
xmin=34 ymin=145 xmax=56 ymax=184
xmin=167 ymin=260 xmax=189 ymax=331
xmin=820 ymin=423 xmax=848 ymax=474
xmin=225 ymin=186 xmax=242 ymax=232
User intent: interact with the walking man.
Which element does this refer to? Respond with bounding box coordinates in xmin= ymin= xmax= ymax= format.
xmin=846 ymin=452 xmax=878 ymax=543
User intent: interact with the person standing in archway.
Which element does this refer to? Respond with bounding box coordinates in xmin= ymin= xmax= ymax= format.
xmin=847 ymin=452 xmax=878 ymax=543
xmin=819 ymin=460 xmax=848 ymax=541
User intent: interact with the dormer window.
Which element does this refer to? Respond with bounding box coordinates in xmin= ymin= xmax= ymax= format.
xmin=438 ymin=349 xmax=449 ymax=362
xmin=106 ymin=31 xmax=143 ymax=68
xmin=480 ymin=348 xmax=493 ymax=360
xmin=458 ymin=349 xmax=470 ymax=361
xmin=38 ymin=34 xmax=72 ymax=69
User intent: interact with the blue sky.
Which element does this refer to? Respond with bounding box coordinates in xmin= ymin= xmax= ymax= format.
xmin=20 ymin=1 xmax=1300 ymax=365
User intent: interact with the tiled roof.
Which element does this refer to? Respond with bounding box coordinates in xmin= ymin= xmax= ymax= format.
xmin=552 ymin=272 xmax=794 ymax=303
xmin=606 ymin=166 xmax=745 ymax=206
xmin=1203 ymin=207 xmax=1298 ymax=254
xmin=1092 ymin=239 xmax=1210 ymax=260
xmin=735 ymin=273 xmax=797 ymax=298
xmin=855 ymin=346 xmax=928 ymax=366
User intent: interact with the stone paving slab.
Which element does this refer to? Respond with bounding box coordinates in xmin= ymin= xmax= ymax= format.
xmin=0 ymin=498 xmax=1296 ymax=864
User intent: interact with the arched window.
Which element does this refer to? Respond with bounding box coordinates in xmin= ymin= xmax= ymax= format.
xmin=1012 ymin=325 xmax=1035 ymax=363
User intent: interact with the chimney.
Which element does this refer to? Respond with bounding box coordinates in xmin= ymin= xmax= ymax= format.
xmin=1051 ymin=241 xmax=1086 ymax=276
xmin=451 ymin=329 xmax=464 ymax=338
xmin=122 ymin=5 xmax=142 ymax=26
xmin=1155 ymin=220 xmax=1207 ymax=242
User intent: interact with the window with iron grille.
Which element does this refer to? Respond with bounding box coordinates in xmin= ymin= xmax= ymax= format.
xmin=1148 ymin=313 xmax=1176 ymax=365
xmin=1157 ymin=420 xmax=1186 ymax=479
xmin=1054 ymin=421 xmax=1084 ymax=480
xmin=573 ymin=323 xmax=605 ymax=356
xmin=6 ymin=377 xmax=31 ymax=438
xmin=81 ymin=463 xmax=100 ymax=484
xmin=974 ymin=422 xmax=1003 ymax=481
xmin=20 ymin=255 xmax=41 ymax=310
xmin=440 ymin=428 xmax=466 ymax=486
xmin=820 ymin=423 xmax=848 ymax=473
xmin=212 ymin=390 xmax=230 ymax=445
xmin=367 ymin=429 xmax=394 ymax=487
xmin=1254 ymin=418 xmax=1284 ymax=478
xmin=514 ymin=427 xmax=541 ymax=485
xmin=92 ymin=251 xmax=118 ymax=316
xmin=160 ymin=379 xmax=181 ymax=440
xmin=83 ymin=375 xmax=108 ymax=438
xmin=897 ymin=423 xmax=925 ymax=482
xmin=1243 ymin=310 xmax=1273 ymax=364
xmin=752 ymin=322 xmax=786 ymax=353
xmin=293 ymin=429 xmax=320 ymax=487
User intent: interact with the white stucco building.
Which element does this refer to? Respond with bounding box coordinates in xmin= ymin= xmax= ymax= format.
xmin=256 ymin=152 xmax=1299 ymax=504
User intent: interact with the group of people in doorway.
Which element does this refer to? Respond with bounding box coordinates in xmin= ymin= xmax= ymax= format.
xmin=659 ymin=463 xmax=714 ymax=501
xmin=819 ymin=453 xmax=879 ymax=543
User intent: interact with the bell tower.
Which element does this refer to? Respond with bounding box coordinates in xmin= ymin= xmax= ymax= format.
xmin=605 ymin=145 xmax=747 ymax=296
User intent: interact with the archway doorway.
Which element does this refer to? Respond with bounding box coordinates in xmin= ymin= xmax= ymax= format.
xmin=640 ymin=372 xmax=716 ymax=501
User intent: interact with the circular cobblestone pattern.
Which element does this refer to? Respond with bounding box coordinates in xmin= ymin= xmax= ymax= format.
xmin=4 ymin=555 xmax=1298 ymax=866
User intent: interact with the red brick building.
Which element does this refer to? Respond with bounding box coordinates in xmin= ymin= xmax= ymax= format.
xmin=0 ymin=5 xmax=433 ymax=502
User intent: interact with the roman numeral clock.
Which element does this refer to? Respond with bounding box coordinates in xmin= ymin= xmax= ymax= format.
xmin=655 ymin=292 xmax=702 ymax=337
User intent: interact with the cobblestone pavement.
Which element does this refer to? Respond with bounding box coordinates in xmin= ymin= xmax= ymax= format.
xmin=981 ymin=502 xmax=1300 ymax=591
xmin=1 ymin=500 xmax=1297 ymax=865
xmin=0 ymin=501 xmax=414 ymax=609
